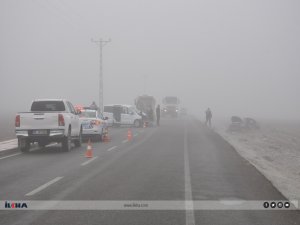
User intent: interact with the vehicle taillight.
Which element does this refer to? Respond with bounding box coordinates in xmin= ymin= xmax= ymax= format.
xmin=58 ymin=114 xmax=65 ymax=126
xmin=15 ymin=115 xmax=20 ymax=127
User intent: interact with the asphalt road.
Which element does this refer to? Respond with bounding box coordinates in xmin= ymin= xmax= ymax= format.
xmin=0 ymin=117 xmax=299 ymax=225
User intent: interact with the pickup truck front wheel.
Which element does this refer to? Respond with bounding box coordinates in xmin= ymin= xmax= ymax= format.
xmin=18 ymin=137 xmax=30 ymax=153
xmin=62 ymin=130 xmax=71 ymax=152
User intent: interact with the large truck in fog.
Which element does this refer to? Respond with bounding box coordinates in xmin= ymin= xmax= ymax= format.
xmin=162 ymin=96 xmax=180 ymax=117
xmin=135 ymin=95 xmax=156 ymax=125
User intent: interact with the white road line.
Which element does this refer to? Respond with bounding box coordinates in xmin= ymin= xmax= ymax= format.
xmin=25 ymin=177 xmax=63 ymax=196
xmin=122 ymin=140 xmax=128 ymax=143
xmin=81 ymin=156 xmax=98 ymax=166
xmin=107 ymin=146 xmax=117 ymax=151
xmin=184 ymin=122 xmax=195 ymax=225
xmin=0 ymin=153 xmax=22 ymax=160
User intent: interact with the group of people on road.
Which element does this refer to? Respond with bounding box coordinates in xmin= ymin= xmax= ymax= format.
xmin=156 ymin=105 xmax=212 ymax=128
xmin=138 ymin=104 xmax=161 ymax=127
xmin=153 ymin=105 xmax=213 ymax=128
xmin=90 ymin=100 xmax=212 ymax=128
xmin=154 ymin=105 xmax=213 ymax=128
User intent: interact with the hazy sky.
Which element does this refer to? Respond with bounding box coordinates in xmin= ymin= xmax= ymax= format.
xmin=1 ymin=0 xmax=299 ymax=120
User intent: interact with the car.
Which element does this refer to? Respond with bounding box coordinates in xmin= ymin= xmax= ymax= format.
xmin=15 ymin=99 xmax=82 ymax=152
xmin=103 ymin=104 xmax=142 ymax=127
xmin=79 ymin=109 xmax=108 ymax=141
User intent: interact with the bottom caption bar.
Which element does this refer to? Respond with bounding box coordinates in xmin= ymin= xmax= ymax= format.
xmin=0 ymin=200 xmax=298 ymax=210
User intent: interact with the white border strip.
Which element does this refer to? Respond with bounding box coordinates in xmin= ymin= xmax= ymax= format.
xmin=1 ymin=200 xmax=298 ymax=210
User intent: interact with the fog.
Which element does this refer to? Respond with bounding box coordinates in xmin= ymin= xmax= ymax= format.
xmin=1 ymin=0 xmax=300 ymax=121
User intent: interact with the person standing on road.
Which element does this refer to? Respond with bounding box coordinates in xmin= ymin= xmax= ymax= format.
xmin=147 ymin=107 xmax=153 ymax=122
xmin=90 ymin=101 xmax=99 ymax=111
xmin=205 ymin=108 xmax=212 ymax=127
xmin=156 ymin=104 xmax=161 ymax=126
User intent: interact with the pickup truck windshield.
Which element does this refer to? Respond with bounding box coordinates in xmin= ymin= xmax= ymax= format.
xmin=31 ymin=101 xmax=65 ymax=111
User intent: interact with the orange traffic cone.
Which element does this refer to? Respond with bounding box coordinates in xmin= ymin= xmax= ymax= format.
xmin=85 ymin=139 xmax=93 ymax=158
xmin=127 ymin=129 xmax=132 ymax=141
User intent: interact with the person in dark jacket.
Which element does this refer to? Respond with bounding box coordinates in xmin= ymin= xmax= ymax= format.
xmin=205 ymin=108 xmax=212 ymax=127
xmin=146 ymin=107 xmax=151 ymax=120
xmin=156 ymin=104 xmax=161 ymax=126
xmin=90 ymin=101 xmax=99 ymax=110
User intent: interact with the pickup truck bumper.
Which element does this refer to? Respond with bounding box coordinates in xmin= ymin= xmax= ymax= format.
xmin=16 ymin=129 xmax=65 ymax=142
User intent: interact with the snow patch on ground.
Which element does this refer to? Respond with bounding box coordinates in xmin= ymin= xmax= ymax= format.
xmin=214 ymin=119 xmax=300 ymax=201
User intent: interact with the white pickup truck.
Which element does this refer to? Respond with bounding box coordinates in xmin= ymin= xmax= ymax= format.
xmin=15 ymin=99 xmax=82 ymax=152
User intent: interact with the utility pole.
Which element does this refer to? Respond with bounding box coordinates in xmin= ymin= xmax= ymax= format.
xmin=91 ymin=38 xmax=111 ymax=112
xmin=143 ymin=75 xmax=148 ymax=94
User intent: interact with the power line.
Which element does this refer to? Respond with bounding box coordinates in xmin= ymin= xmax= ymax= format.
xmin=91 ymin=38 xmax=111 ymax=112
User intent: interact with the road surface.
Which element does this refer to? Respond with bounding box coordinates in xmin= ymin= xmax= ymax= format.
xmin=0 ymin=117 xmax=299 ymax=225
